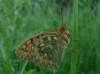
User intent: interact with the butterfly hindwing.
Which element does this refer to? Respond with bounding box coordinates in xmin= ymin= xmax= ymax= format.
xmin=29 ymin=30 xmax=65 ymax=69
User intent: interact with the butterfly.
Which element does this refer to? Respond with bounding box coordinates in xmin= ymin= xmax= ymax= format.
xmin=15 ymin=23 xmax=71 ymax=69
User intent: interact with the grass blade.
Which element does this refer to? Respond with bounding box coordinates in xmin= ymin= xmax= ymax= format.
xmin=70 ymin=0 xmax=78 ymax=74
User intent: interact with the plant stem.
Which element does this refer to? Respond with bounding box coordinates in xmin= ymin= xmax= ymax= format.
xmin=70 ymin=0 xmax=78 ymax=74
xmin=20 ymin=60 xmax=28 ymax=74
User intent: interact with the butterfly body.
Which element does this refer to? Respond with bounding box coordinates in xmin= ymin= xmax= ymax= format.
xmin=15 ymin=24 xmax=70 ymax=69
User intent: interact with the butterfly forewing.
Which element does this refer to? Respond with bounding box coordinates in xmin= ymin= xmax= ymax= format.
xmin=15 ymin=35 xmax=39 ymax=60
xmin=15 ymin=24 xmax=70 ymax=69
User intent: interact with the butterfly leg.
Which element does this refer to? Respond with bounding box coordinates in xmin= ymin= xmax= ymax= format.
xmin=70 ymin=35 xmax=78 ymax=41
xmin=67 ymin=47 xmax=78 ymax=53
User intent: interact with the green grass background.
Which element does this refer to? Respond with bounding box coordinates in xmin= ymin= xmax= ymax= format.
xmin=0 ymin=0 xmax=100 ymax=74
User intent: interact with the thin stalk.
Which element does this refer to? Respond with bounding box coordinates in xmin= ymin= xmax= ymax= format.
xmin=70 ymin=0 xmax=78 ymax=74
xmin=19 ymin=60 xmax=28 ymax=74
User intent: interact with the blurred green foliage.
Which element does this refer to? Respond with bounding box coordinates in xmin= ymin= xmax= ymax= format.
xmin=0 ymin=0 xmax=100 ymax=74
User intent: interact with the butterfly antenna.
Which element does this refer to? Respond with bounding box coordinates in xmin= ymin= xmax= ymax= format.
xmin=61 ymin=7 xmax=63 ymax=25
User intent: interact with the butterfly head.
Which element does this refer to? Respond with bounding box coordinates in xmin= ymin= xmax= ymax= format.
xmin=58 ymin=23 xmax=69 ymax=34
xmin=58 ymin=23 xmax=70 ymax=44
